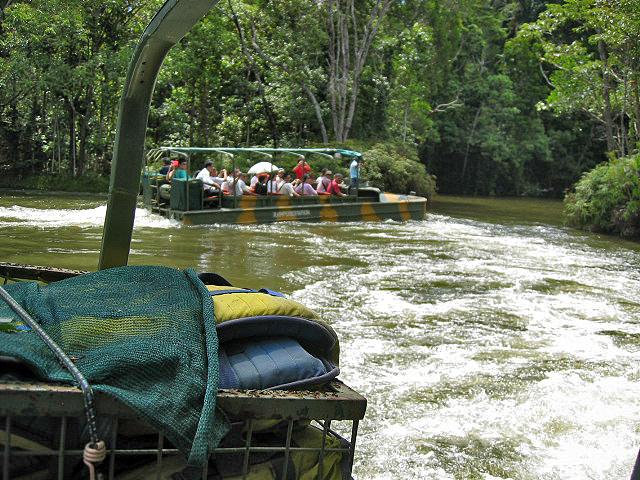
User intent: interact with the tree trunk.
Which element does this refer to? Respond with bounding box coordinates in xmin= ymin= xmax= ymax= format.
xmin=97 ymin=70 xmax=107 ymax=173
xmin=200 ymin=76 xmax=210 ymax=146
xmin=228 ymin=6 xmax=281 ymax=146
xmin=68 ymin=102 xmax=77 ymax=176
xmin=326 ymin=0 xmax=391 ymax=142
xmin=7 ymin=78 xmax=20 ymax=172
xmin=0 ymin=0 xmax=13 ymax=19
xmin=402 ymin=103 xmax=409 ymax=144
xmin=461 ymin=106 xmax=482 ymax=191
xmin=76 ymin=85 xmax=94 ymax=176
xmin=77 ymin=114 xmax=89 ymax=176
xmin=632 ymin=77 xmax=640 ymax=152
xmin=29 ymin=93 xmax=39 ymax=173
xmin=301 ymin=83 xmax=329 ymax=144
xmin=598 ymin=40 xmax=616 ymax=153
xmin=327 ymin=3 xmax=340 ymax=141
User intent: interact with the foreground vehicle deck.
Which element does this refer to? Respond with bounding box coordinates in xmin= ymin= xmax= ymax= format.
xmin=0 ymin=263 xmax=367 ymax=480
xmin=0 ymin=380 xmax=365 ymax=480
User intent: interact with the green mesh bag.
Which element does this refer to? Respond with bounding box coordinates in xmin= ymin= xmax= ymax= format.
xmin=0 ymin=265 xmax=226 ymax=466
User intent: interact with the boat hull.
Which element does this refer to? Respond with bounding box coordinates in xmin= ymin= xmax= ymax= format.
xmin=168 ymin=194 xmax=427 ymax=225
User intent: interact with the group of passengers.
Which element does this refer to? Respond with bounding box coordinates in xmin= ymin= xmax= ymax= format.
xmin=160 ymin=156 xmax=360 ymax=198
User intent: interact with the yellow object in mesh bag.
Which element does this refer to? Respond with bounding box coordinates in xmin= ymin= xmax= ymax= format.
xmin=59 ymin=315 xmax=169 ymax=351
xmin=116 ymin=425 xmax=347 ymax=480
xmin=205 ymin=284 xmax=340 ymax=367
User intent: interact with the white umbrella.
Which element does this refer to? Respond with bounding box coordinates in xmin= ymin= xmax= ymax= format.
xmin=247 ymin=161 xmax=280 ymax=175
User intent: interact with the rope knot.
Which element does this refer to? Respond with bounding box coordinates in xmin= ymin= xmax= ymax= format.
xmin=83 ymin=441 xmax=106 ymax=480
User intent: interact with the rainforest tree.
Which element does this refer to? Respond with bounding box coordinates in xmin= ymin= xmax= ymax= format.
xmin=0 ymin=0 xmax=635 ymax=199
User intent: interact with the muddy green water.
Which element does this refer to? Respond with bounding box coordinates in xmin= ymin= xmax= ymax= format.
xmin=1 ymin=193 xmax=640 ymax=479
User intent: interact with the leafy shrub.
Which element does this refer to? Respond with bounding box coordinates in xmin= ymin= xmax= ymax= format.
xmin=564 ymin=154 xmax=640 ymax=238
xmin=361 ymin=143 xmax=437 ymax=200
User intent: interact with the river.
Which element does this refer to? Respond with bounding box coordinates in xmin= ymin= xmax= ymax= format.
xmin=1 ymin=193 xmax=639 ymax=479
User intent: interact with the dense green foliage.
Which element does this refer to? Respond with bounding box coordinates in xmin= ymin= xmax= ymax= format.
xmin=362 ymin=143 xmax=437 ymax=200
xmin=565 ymin=155 xmax=640 ymax=237
xmin=0 ymin=0 xmax=638 ymax=197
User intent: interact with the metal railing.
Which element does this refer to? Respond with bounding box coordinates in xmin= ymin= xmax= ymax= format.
xmin=1 ymin=381 xmax=364 ymax=480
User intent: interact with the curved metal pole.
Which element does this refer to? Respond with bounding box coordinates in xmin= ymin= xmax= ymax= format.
xmin=278 ymin=150 xmax=307 ymax=159
xmin=242 ymin=150 xmax=273 ymax=159
xmin=307 ymin=151 xmax=334 ymax=161
xmin=99 ymin=0 xmax=218 ymax=270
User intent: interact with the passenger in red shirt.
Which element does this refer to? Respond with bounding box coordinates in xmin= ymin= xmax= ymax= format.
xmin=327 ymin=173 xmax=346 ymax=196
xmin=293 ymin=156 xmax=311 ymax=179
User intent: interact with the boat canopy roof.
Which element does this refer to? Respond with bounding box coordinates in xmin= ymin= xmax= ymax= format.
xmin=152 ymin=147 xmax=363 ymax=159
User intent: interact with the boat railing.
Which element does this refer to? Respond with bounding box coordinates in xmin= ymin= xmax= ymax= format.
xmin=143 ymin=147 xmax=363 ymax=214
xmin=1 ymin=380 xmax=365 ymax=480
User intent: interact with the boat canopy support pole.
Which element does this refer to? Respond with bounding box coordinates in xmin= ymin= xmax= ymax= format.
xmin=99 ymin=0 xmax=218 ymax=270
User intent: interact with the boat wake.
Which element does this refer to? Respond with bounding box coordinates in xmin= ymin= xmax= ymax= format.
xmin=0 ymin=205 xmax=177 ymax=229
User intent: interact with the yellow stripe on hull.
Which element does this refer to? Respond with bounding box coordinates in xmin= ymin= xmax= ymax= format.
xmin=171 ymin=194 xmax=427 ymax=225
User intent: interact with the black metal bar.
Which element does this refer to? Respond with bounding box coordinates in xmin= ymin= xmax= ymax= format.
xmin=318 ymin=419 xmax=331 ymax=479
xmin=201 ymin=457 xmax=209 ymax=479
xmin=242 ymin=419 xmax=253 ymax=479
xmin=156 ymin=433 xmax=164 ymax=480
xmin=348 ymin=420 xmax=359 ymax=474
xmin=8 ymin=445 xmax=349 ymax=457
xmin=211 ymin=446 xmax=348 ymax=454
xmin=57 ymin=416 xmax=67 ymax=480
xmin=108 ymin=417 xmax=118 ymax=480
xmin=2 ymin=416 xmax=10 ymax=480
xmin=281 ymin=420 xmax=294 ymax=480
xmin=11 ymin=449 xmax=179 ymax=457
xmin=0 ymin=263 xmax=85 ymax=283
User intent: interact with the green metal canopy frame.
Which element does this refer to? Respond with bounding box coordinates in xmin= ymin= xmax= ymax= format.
xmin=156 ymin=147 xmax=363 ymax=158
xmin=98 ymin=0 xmax=219 ymax=270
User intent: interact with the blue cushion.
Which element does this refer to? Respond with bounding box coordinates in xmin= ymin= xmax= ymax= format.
xmin=218 ymin=337 xmax=331 ymax=390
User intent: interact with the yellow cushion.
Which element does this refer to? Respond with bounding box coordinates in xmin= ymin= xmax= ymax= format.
xmin=206 ymin=286 xmax=318 ymax=323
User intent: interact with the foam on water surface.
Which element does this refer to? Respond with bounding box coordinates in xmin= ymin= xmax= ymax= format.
xmin=289 ymin=216 xmax=640 ymax=480
xmin=0 ymin=204 xmax=177 ymax=229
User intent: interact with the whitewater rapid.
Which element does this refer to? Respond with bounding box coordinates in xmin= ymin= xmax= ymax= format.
xmin=285 ymin=215 xmax=640 ymax=479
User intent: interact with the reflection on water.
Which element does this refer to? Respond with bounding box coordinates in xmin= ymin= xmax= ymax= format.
xmin=1 ymin=193 xmax=640 ymax=479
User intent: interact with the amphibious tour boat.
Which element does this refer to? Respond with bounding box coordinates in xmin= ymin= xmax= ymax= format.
xmin=143 ymin=146 xmax=427 ymax=225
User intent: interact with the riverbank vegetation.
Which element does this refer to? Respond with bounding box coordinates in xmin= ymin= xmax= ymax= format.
xmin=0 ymin=1 xmax=638 ymax=199
xmin=565 ymin=155 xmax=640 ymax=238
xmin=362 ymin=143 xmax=437 ymax=200
xmin=0 ymin=174 xmax=109 ymax=193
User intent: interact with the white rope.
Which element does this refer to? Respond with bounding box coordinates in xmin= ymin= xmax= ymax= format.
xmin=83 ymin=441 xmax=106 ymax=480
